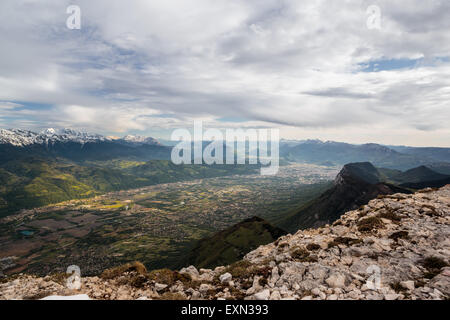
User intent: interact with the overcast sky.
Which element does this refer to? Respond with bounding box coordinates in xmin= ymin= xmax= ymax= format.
xmin=0 ymin=0 xmax=449 ymax=146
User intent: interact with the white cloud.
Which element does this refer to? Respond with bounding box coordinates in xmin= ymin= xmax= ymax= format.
xmin=0 ymin=0 xmax=449 ymax=146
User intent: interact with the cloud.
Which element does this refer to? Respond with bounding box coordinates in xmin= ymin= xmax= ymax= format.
xmin=0 ymin=0 xmax=449 ymax=146
xmin=302 ymin=88 xmax=373 ymax=99
xmin=0 ymin=101 xmax=23 ymax=110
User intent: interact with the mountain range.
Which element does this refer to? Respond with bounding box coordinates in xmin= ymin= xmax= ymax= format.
xmin=280 ymin=139 xmax=450 ymax=171
xmin=2 ymin=127 xmax=450 ymax=220
xmin=0 ymin=128 xmax=171 ymax=164
xmin=388 ymin=145 xmax=450 ymax=163
xmin=2 ymin=128 xmax=450 ymax=170
xmin=0 ymin=128 xmax=161 ymax=147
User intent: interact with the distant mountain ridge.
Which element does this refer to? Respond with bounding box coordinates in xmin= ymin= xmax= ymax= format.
xmin=280 ymin=139 xmax=450 ymax=170
xmin=3 ymin=129 xmax=450 ymax=170
xmin=0 ymin=128 xmax=162 ymax=147
xmin=393 ymin=166 xmax=449 ymax=183
xmin=118 ymin=135 xmax=162 ymax=146
xmin=0 ymin=128 xmax=171 ymax=164
xmin=389 ymin=145 xmax=450 ymax=163
xmin=0 ymin=128 xmax=110 ymax=147
xmin=393 ymin=166 xmax=450 ymax=189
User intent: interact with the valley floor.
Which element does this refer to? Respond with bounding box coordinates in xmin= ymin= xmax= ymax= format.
xmin=0 ymin=163 xmax=338 ymax=276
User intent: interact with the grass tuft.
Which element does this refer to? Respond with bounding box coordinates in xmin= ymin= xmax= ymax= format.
xmin=420 ymin=256 xmax=448 ymax=279
xmin=101 ymin=261 xmax=147 ymax=279
xmin=328 ymin=237 xmax=362 ymax=248
xmin=291 ymin=247 xmax=318 ymax=262
xmin=389 ymin=231 xmax=409 ymax=241
xmin=357 ymin=217 xmax=384 ymax=232
xmin=377 ymin=209 xmax=402 ymax=222
xmin=306 ymin=243 xmax=321 ymax=251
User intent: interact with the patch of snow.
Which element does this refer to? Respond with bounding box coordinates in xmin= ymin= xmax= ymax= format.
xmin=120 ymin=135 xmax=161 ymax=146
xmin=0 ymin=128 xmax=161 ymax=147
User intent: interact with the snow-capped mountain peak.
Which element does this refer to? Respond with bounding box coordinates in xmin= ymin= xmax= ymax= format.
xmin=0 ymin=128 xmax=111 ymax=147
xmin=42 ymin=128 xmax=57 ymax=135
xmin=0 ymin=129 xmax=37 ymax=147
xmin=120 ymin=134 xmax=161 ymax=146
xmin=0 ymin=128 xmax=161 ymax=147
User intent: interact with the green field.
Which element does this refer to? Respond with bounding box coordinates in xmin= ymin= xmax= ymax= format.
xmin=0 ymin=159 xmax=259 ymax=217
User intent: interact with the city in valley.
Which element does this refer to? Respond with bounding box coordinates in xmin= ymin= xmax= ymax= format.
xmin=0 ymin=164 xmax=339 ymax=276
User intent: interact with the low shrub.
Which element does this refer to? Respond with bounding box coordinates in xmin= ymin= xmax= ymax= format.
xmin=306 ymin=243 xmax=321 ymax=251
xmin=328 ymin=237 xmax=362 ymax=248
xmin=357 ymin=217 xmax=384 ymax=232
xmin=101 ymin=261 xmax=147 ymax=279
xmin=389 ymin=231 xmax=409 ymax=241
xmin=420 ymin=256 xmax=448 ymax=279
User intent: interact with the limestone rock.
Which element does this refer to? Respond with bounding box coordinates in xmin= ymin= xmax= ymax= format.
xmin=219 ymin=272 xmax=232 ymax=283
xmin=325 ymin=273 xmax=346 ymax=288
xmin=254 ymin=289 xmax=270 ymax=300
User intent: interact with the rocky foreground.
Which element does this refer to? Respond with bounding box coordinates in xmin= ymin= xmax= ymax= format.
xmin=1 ymin=186 xmax=449 ymax=300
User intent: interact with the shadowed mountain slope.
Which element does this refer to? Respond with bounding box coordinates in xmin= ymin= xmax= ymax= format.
xmin=183 ymin=216 xmax=286 ymax=269
xmin=392 ymin=165 xmax=449 ymax=183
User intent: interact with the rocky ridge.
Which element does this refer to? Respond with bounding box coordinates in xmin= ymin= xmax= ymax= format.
xmin=1 ymin=185 xmax=449 ymax=300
